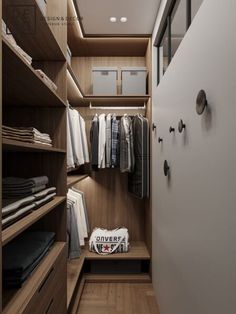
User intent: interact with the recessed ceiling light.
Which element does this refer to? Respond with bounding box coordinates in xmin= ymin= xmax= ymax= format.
xmin=120 ymin=17 xmax=128 ymax=23
xmin=110 ymin=17 xmax=117 ymax=23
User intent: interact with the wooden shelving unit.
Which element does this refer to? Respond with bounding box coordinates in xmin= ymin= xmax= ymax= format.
xmin=2 ymin=138 xmax=66 ymax=153
xmin=67 ymin=174 xmax=89 ymax=188
xmin=2 ymin=0 xmax=66 ymax=61
xmin=2 ymin=38 xmax=66 ymax=107
xmin=2 ymin=242 xmax=66 ymax=313
xmin=2 ymin=197 xmax=66 ymax=246
xmin=2 ymin=1 xmax=68 ymax=311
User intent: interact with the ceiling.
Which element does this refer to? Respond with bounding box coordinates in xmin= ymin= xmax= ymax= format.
xmin=75 ymin=0 xmax=161 ymax=35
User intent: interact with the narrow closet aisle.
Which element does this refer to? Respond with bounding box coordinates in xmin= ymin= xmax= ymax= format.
xmin=1 ymin=0 xmax=160 ymax=313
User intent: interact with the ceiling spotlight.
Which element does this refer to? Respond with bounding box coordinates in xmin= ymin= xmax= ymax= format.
xmin=110 ymin=17 xmax=117 ymax=22
xmin=120 ymin=17 xmax=128 ymax=22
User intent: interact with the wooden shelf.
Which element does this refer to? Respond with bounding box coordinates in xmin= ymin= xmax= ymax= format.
xmin=2 ymin=242 xmax=66 ymax=313
xmin=2 ymin=196 xmax=66 ymax=246
xmin=2 ymin=0 xmax=66 ymax=61
xmin=2 ymin=38 xmax=66 ymax=107
xmin=72 ymin=95 xmax=150 ymax=107
xmin=67 ymin=251 xmax=86 ymax=307
xmin=67 ymin=175 xmax=89 ymax=188
xmin=3 ymin=138 xmax=66 ymax=153
xmin=85 ymin=241 xmax=150 ymax=260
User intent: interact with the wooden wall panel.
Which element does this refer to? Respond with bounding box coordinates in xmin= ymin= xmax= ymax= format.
xmin=74 ymin=171 xmax=146 ymax=241
xmin=72 ymin=56 xmax=146 ymax=94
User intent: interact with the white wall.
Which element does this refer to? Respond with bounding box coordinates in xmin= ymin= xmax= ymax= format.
xmin=151 ymin=1 xmax=236 ymax=313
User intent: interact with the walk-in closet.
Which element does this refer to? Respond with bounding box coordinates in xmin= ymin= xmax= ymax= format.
xmin=1 ymin=0 xmax=158 ymax=313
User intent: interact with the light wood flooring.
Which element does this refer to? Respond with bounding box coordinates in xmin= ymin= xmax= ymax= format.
xmin=77 ymin=283 xmax=160 ymax=314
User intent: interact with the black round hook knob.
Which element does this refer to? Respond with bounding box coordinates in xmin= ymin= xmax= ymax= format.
xmin=196 ymin=90 xmax=208 ymax=115
xmin=158 ymin=137 xmax=163 ymax=143
xmin=178 ymin=119 xmax=186 ymax=133
xmin=169 ymin=126 xmax=175 ymax=133
xmin=152 ymin=123 xmax=157 ymax=131
xmin=164 ymin=160 xmax=170 ymax=176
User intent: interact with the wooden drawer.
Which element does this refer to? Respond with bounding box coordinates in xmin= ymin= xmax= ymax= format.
xmin=24 ymin=246 xmax=67 ymax=314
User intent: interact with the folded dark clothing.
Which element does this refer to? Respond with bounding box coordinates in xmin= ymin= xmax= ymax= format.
xmin=3 ymin=231 xmax=56 ymax=276
xmin=3 ymin=238 xmax=55 ymax=288
xmin=3 ymin=176 xmax=49 ymax=187
xmin=3 ymin=185 xmax=46 ymax=199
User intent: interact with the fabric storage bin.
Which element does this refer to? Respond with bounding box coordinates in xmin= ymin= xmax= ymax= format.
xmin=121 ymin=67 xmax=147 ymax=95
xmin=36 ymin=0 xmax=47 ymax=16
xmin=92 ymin=67 xmax=118 ymax=95
xmin=67 ymin=46 xmax=72 ymax=65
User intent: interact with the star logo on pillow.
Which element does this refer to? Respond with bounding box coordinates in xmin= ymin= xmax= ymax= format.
xmin=104 ymin=244 xmax=110 ymax=252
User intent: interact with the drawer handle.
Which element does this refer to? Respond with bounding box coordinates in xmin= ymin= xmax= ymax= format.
xmin=38 ymin=267 xmax=54 ymax=293
xmin=101 ymin=71 xmax=109 ymax=76
xmin=45 ymin=298 xmax=54 ymax=314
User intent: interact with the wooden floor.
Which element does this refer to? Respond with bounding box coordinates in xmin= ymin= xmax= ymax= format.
xmin=77 ymin=283 xmax=160 ymax=314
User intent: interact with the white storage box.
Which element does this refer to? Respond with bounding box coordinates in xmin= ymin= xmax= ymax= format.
xmin=92 ymin=67 xmax=118 ymax=95
xmin=36 ymin=0 xmax=47 ymax=16
xmin=121 ymin=67 xmax=147 ymax=95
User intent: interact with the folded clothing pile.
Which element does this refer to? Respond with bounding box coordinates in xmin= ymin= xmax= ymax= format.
xmin=2 ymin=187 xmax=56 ymax=229
xmin=2 ymin=19 xmax=32 ymax=65
xmin=3 ymin=231 xmax=55 ymax=288
xmin=2 ymin=176 xmax=56 ymax=229
xmin=3 ymin=125 xmax=53 ymax=147
xmin=35 ymin=69 xmax=58 ymax=91
xmin=3 ymin=176 xmax=49 ymax=199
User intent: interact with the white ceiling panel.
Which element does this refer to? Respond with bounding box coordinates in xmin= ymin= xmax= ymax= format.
xmin=76 ymin=0 xmax=161 ymax=35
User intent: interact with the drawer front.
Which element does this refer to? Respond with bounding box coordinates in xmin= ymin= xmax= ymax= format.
xmin=24 ymin=247 xmax=67 ymax=314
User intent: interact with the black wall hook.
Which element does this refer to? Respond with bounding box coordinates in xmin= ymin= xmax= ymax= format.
xmin=169 ymin=126 xmax=175 ymax=133
xmin=196 ymin=90 xmax=208 ymax=115
xmin=152 ymin=123 xmax=157 ymax=131
xmin=164 ymin=160 xmax=170 ymax=176
xmin=158 ymin=137 xmax=163 ymax=143
xmin=178 ymin=119 xmax=186 ymax=133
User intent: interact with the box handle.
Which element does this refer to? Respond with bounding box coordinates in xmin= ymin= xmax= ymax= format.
xmin=130 ymin=71 xmax=138 ymax=76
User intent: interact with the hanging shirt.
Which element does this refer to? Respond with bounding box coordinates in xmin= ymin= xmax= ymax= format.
xmin=106 ymin=113 xmax=112 ymax=168
xmin=98 ymin=114 xmax=106 ymax=169
xmin=90 ymin=115 xmax=99 ymax=171
xmin=120 ymin=115 xmax=135 ymax=173
xmin=68 ymin=108 xmax=84 ymax=166
xmin=79 ymin=114 xmax=89 ymax=163
xmin=66 ymin=107 xmax=75 ymax=169
xmin=111 ymin=115 xmax=120 ymax=168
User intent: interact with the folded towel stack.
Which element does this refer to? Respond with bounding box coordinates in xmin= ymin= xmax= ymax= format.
xmin=2 ymin=19 xmax=32 ymax=65
xmin=2 ymin=176 xmax=56 ymax=228
xmin=2 ymin=125 xmax=53 ymax=147
xmin=35 ymin=69 xmax=58 ymax=91
xmin=3 ymin=231 xmax=55 ymax=288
